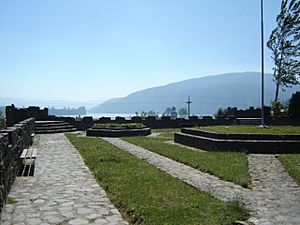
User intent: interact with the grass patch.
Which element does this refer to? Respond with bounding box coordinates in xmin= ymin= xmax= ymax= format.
xmin=6 ymin=198 xmax=17 ymax=204
xmin=197 ymin=126 xmax=300 ymax=134
xmin=66 ymin=134 xmax=248 ymax=225
xmin=122 ymin=136 xmax=250 ymax=188
xmin=278 ymin=154 xmax=300 ymax=185
xmin=152 ymin=128 xmax=180 ymax=139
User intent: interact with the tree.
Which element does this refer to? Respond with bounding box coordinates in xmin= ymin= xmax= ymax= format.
xmin=163 ymin=107 xmax=172 ymax=116
xmin=0 ymin=111 xmax=4 ymax=129
xmin=288 ymin=91 xmax=300 ymax=119
xmin=135 ymin=111 xmax=148 ymax=119
xmin=271 ymin=100 xmax=288 ymax=117
xmin=147 ymin=110 xmax=156 ymax=116
xmin=178 ymin=107 xmax=187 ymax=118
xmin=170 ymin=106 xmax=177 ymax=119
xmin=267 ymin=0 xmax=300 ymax=102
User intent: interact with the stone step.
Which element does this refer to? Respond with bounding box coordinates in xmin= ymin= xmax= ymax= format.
xmin=34 ymin=121 xmax=77 ymax=134
xmin=35 ymin=121 xmax=71 ymax=127
xmin=35 ymin=125 xmax=75 ymax=130
xmin=35 ymin=128 xmax=77 ymax=134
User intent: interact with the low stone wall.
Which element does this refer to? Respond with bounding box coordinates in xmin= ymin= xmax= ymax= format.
xmin=50 ymin=115 xmax=300 ymax=130
xmin=0 ymin=118 xmax=35 ymax=212
xmin=181 ymin=128 xmax=300 ymax=140
xmin=86 ymin=127 xmax=151 ymax=137
xmin=5 ymin=105 xmax=300 ymax=130
xmin=174 ymin=132 xmax=300 ymax=154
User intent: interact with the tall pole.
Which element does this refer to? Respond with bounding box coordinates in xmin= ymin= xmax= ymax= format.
xmin=186 ymin=96 xmax=192 ymax=119
xmin=260 ymin=0 xmax=265 ymax=127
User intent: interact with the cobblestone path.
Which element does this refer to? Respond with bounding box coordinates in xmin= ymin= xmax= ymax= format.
xmin=248 ymin=155 xmax=300 ymax=225
xmin=104 ymin=138 xmax=300 ymax=225
xmin=0 ymin=134 xmax=128 ymax=225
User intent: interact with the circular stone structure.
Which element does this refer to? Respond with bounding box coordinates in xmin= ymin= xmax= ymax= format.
xmin=86 ymin=126 xmax=151 ymax=137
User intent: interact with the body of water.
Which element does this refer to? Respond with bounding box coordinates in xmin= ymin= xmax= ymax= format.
xmin=52 ymin=113 xmax=135 ymax=119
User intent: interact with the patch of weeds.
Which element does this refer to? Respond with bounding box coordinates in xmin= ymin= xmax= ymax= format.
xmin=6 ymin=198 xmax=17 ymax=204
xmin=56 ymin=220 xmax=70 ymax=225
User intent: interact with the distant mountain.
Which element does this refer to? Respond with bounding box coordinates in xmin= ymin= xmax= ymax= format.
xmin=91 ymin=72 xmax=300 ymax=115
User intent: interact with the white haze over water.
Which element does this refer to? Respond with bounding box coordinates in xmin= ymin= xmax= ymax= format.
xmin=53 ymin=113 xmax=135 ymax=119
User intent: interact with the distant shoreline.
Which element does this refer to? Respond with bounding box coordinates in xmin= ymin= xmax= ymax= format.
xmin=50 ymin=113 xmax=135 ymax=119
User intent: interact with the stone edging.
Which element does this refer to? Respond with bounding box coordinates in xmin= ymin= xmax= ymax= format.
xmin=86 ymin=127 xmax=151 ymax=137
xmin=175 ymin=131 xmax=300 ymax=154
xmin=181 ymin=128 xmax=300 ymax=140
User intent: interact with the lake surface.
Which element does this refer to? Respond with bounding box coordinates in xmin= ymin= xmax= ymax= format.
xmin=52 ymin=113 xmax=135 ymax=119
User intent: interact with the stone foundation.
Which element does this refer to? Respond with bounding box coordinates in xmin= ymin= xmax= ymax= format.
xmin=86 ymin=127 xmax=151 ymax=137
xmin=175 ymin=128 xmax=300 ymax=154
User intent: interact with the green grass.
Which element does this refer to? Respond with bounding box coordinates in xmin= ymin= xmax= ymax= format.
xmin=66 ymin=134 xmax=248 ymax=225
xmin=152 ymin=128 xmax=181 ymax=139
xmin=197 ymin=125 xmax=300 ymax=134
xmin=122 ymin=136 xmax=250 ymax=188
xmin=278 ymin=155 xmax=300 ymax=185
xmin=6 ymin=198 xmax=17 ymax=204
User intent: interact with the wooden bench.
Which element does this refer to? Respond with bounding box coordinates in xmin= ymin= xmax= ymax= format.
xmin=19 ymin=148 xmax=37 ymax=176
xmin=20 ymin=148 xmax=37 ymax=160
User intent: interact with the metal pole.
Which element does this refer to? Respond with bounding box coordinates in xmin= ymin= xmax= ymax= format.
xmin=260 ymin=0 xmax=265 ymax=127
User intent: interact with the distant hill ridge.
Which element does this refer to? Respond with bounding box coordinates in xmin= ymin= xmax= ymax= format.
xmin=90 ymin=72 xmax=300 ymax=115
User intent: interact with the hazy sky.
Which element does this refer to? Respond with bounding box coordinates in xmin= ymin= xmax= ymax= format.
xmin=0 ymin=0 xmax=281 ymax=105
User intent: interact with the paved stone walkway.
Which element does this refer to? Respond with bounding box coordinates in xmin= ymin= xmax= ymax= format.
xmin=248 ymin=155 xmax=300 ymax=225
xmin=104 ymin=138 xmax=300 ymax=225
xmin=0 ymin=134 xmax=128 ymax=225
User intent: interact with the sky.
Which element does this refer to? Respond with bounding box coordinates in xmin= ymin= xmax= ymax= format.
xmin=0 ymin=0 xmax=282 ymax=107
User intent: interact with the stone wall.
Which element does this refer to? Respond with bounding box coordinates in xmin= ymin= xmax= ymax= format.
xmin=216 ymin=106 xmax=271 ymax=118
xmin=5 ymin=106 xmax=300 ymax=130
xmin=46 ymin=115 xmax=300 ymax=130
xmin=0 ymin=118 xmax=35 ymax=212
xmin=6 ymin=105 xmax=48 ymax=127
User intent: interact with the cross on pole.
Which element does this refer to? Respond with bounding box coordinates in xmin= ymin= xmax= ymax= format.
xmin=186 ymin=96 xmax=192 ymax=118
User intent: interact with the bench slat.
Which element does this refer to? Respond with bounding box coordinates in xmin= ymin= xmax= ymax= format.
xmin=26 ymin=149 xmax=33 ymax=158
xmin=31 ymin=149 xmax=37 ymax=158
xmin=20 ymin=149 xmax=28 ymax=159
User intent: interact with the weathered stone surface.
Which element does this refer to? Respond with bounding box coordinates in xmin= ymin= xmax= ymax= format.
xmin=0 ymin=133 xmax=128 ymax=225
xmin=248 ymin=154 xmax=300 ymax=225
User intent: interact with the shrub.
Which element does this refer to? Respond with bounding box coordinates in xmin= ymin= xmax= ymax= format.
xmin=289 ymin=92 xmax=300 ymax=119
